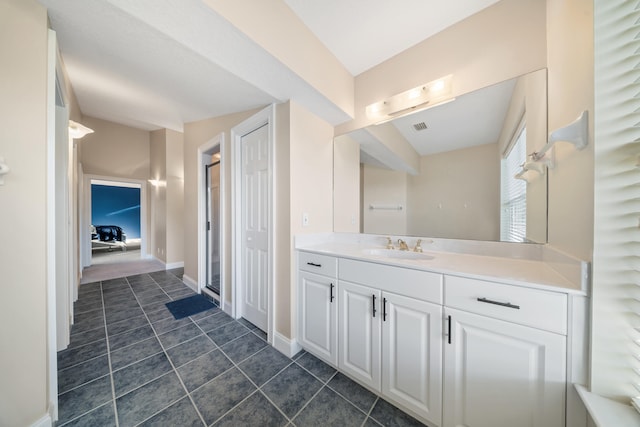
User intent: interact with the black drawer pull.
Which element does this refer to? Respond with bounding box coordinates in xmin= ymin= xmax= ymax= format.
xmin=306 ymin=262 xmax=322 ymax=267
xmin=477 ymin=297 xmax=520 ymax=310
xmin=372 ymin=294 xmax=377 ymax=318
xmin=330 ymin=283 xmax=334 ymax=303
xmin=382 ymin=297 xmax=387 ymax=322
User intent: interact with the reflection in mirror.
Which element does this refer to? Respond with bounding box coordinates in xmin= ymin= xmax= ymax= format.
xmin=335 ymin=69 xmax=548 ymax=243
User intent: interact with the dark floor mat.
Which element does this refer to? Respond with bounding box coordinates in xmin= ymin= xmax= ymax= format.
xmin=165 ymin=294 xmax=215 ymax=319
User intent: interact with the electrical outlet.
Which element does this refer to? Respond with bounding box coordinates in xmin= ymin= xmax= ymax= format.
xmin=302 ymin=212 xmax=309 ymax=227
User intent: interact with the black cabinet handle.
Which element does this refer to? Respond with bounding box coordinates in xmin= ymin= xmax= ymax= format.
xmin=382 ymin=298 xmax=387 ymax=322
xmin=477 ymin=297 xmax=520 ymax=310
xmin=306 ymin=262 xmax=322 ymax=267
xmin=330 ymin=283 xmax=334 ymax=302
xmin=372 ymin=294 xmax=377 ymax=318
xmin=447 ymin=315 xmax=452 ymax=344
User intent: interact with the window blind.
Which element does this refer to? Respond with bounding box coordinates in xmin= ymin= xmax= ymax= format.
xmin=592 ymin=0 xmax=640 ymax=411
xmin=500 ymin=127 xmax=527 ymax=242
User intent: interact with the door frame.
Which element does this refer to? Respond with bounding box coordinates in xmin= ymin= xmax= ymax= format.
xmin=82 ymin=175 xmax=148 ymax=265
xmin=231 ymin=105 xmax=275 ymax=341
xmin=197 ymin=133 xmax=225 ymax=305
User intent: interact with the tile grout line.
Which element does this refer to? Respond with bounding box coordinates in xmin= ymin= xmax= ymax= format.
xmin=127 ymin=274 xmax=209 ymax=427
xmin=187 ymin=309 xmax=299 ymax=425
xmin=100 ymin=279 xmax=121 ymax=427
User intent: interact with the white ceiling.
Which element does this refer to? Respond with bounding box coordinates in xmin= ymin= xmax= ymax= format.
xmin=391 ymin=77 xmax=517 ymax=156
xmin=38 ymin=0 xmax=501 ymax=131
xmin=284 ymin=0 xmax=501 ymax=76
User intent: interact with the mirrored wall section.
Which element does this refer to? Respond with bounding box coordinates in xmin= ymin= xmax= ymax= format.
xmin=206 ymin=156 xmax=221 ymax=295
xmin=334 ymin=69 xmax=548 ymax=243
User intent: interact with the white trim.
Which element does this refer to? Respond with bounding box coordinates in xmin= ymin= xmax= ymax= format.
xmin=197 ymin=133 xmax=225 ymax=303
xmin=223 ymin=300 xmax=233 ymax=316
xmin=273 ymin=331 xmax=303 ymax=358
xmin=231 ymin=105 xmax=276 ymax=344
xmin=46 ymin=28 xmax=59 ymax=423
xmin=165 ymin=261 xmax=184 ymax=270
xmin=182 ymin=274 xmax=199 ymax=293
xmin=83 ymin=174 xmax=148 ymax=262
xmin=30 ymin=412 xmax=52 ymax=427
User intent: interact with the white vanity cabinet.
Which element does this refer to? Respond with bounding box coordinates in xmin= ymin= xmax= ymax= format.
xmin=443 ymin=275 xmax=568 ymax=427
xmin=338 ymin=259 xmax=444 ymax=427
xmin=296 ymin=248 xmax=580 ymax=427
xmin=297 ymin=252 xmax=338 ymax=365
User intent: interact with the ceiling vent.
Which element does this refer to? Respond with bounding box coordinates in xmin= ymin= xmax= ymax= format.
xmin=413 ymin=122 xmax=428 ymax=131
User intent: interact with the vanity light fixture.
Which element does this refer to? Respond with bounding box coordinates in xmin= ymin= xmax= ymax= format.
xmin=68 ymin=120 xmax=94 ymax=139
xmin=366 ymin=75 xmax=454 ymax=123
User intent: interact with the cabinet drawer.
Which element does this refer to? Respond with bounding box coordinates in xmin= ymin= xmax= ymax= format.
xmin=339 ymin=258 xmax=442 ymax=304
xmin=444 ymin=275 xmax=567 ymax=335
xmin=299 ymin=251 xmax=338 ymax=277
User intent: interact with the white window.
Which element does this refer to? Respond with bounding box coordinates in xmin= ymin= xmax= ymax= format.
xmin=500 ymin=124 xmax=527 ymax=242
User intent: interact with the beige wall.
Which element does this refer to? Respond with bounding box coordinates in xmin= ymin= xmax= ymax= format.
xmin=286 ymin=101 xmax=335 ymax=337
xmin=275 ymin=102 xmax=292 ymax=337
xmin=202 ymin=0 xmax=353 ymax=120
xmin=408 ymin=143 xmax=500 ymax=240
xmin=150 ymin=129 xmax=168 ymax=261
xmin=80 ymin=116 xmax=151 ymax=180
xmin=336 ymin=0 xmax=547 ymax=136
xmin=183 ymin=108 xmax=261 ymax=303
xmin=333 ymin=134 xmax=360 ymax=233
xmin=546 ymin=0 xmax=594 ymax=262
xmin=0 ymin=0 xmax=50 ymax=425
xmin=149 ymin=129 xmax=184 ymax=264
xmin=166 ymin=129 xmax=184 ymax=264
xmin=362 ymin=165 xmax=408 ymax=235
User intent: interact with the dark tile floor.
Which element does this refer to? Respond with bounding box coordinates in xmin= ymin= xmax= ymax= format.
xmin=57 ymin=269 xmax=425 ymax=426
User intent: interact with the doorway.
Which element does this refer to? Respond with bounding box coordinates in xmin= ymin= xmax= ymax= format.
xmin=205 ymin=159 xmax=221 ymax=296
xmin=198 ymin=134 xmax=225 ymax=305
xmin=81 ymin=175 xmax=148 ymax=270
xmin=90 ymin=181 xmax=142 ymax=263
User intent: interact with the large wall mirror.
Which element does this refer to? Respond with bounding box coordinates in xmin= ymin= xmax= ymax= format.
xmin=335 ymin=69 xmax=548 ymax=243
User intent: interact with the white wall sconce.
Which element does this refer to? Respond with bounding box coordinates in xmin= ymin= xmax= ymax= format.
xmin=514 ymin=156 xmax=554 ymax=182
xmin=366 ymin=75 xmax=454 ymax=123
xmin=68 ymin=120 xmax=94 ymax=139
xmin=148 ymin=179 xmax=166 ymax=188
xmin=0 ymin=157 xmax=10 ymax=186
xmin=532 ymin=110 xmax=588 ymax=161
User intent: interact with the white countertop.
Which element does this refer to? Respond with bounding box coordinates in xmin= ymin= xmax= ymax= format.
xmin=295 ymin=233 xmax=589 ymax=295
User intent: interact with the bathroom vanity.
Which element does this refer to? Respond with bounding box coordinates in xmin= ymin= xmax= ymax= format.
xmin=296 ymin=233 xmax=589 ymax=427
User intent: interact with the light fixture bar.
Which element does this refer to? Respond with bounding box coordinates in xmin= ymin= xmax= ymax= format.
xmin=366 ymin=75 xmax=454 ymax=122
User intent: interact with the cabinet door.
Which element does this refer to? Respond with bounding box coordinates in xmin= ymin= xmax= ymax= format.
xmin=338 ymin=281 xmax=381 ymax=390
xmin=298 ymin=271 xmax=337 ymax=365
xmin=382 ymin=292 xmax=442 ymax=427
xmin=443 ymin=308 xmax=566 ymax=427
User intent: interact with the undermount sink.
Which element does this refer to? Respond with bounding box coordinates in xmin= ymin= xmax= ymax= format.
xmin=363 ymin=248 xmax=434 ymax=260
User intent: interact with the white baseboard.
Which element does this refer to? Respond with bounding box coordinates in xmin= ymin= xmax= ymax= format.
xmin=272 ymin=331 xmax=302 ymax=358
xmin=31 ymin=412 xmax=52 ymax=427
xmin=165 ymin=261 xmax=184 ymax=270
xmin=182 ymin=274 xmax=199 ymax=292
xmin=223 ymin=300 xmax=233 ymax=316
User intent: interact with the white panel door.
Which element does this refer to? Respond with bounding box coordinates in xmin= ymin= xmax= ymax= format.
xmin=382 ymin=292 xmax=442 ymax=426
xmin=298 ymin=271 xmax=337 ymax=365
xmin=443 ymin=308 xmax=566 ymax=427
xmin=241 ymin=124 xmax=269 ymax=331
xmin=338 ymin=281 xmax=381 ymax=390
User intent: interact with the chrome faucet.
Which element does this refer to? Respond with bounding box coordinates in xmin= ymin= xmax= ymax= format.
xmin=397 ymin=239 xmax=409 ymax=251
xmin=386 ymin=237 xmax=395 ymax=250
xmin=413 ymin=239 xmax=423 ymax=252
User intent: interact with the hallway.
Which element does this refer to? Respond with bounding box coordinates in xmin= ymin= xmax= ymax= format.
xmin=57 ymin=269 xmax=425 ymax=426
